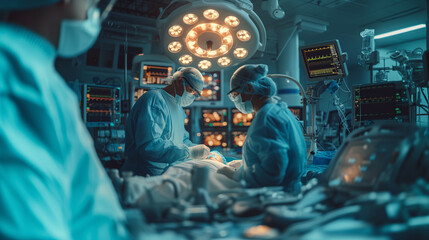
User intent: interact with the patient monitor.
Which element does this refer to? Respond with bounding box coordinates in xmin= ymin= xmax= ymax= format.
xmin=321 ymin=123 xmax=429 ymax=193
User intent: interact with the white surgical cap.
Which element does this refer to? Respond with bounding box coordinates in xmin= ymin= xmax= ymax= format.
xmin=172 ymin=67 xmax=204 ymax=94
xmin=0 ymin=0 xmax=60 ymax=11
xmin=230 ymin=64 xmax=277 ymax=98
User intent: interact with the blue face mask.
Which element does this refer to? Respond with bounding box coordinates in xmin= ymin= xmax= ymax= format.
xmin=57 ymin=7 xmax=101 ymax=57
xmin=175 ymin=82 xmax=196 ymax=107
xmin=234 ymin=94 xmax=254 ymax=114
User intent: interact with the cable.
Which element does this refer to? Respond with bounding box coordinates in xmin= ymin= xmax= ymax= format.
xmin=421 ymin=87 xmax=429 ymax=105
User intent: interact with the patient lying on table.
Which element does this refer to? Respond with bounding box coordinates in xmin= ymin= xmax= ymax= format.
xmin=120 ymin=153 xmax=243 ymax=207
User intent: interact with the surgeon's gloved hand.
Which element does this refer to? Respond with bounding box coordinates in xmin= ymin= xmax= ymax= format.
xmin=217 ymin=167 xmax=236 ymax=180
xmin=189 ymin=145 xmax=211 ymax=160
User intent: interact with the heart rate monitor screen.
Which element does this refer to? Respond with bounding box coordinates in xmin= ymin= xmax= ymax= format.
xmin=142 ymin=65 xmax=172 ymax=85
xmin=353 ymin=82 xmax=410 ymax=124
xmin=300 ymin=40 xmax=348 ymax=81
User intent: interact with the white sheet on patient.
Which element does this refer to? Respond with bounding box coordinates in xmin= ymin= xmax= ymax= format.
xmin=123 ymin=160 xmax=242 ymax=207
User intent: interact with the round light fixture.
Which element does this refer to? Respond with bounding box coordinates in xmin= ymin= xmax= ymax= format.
xmin=217 ymin=57 xmax=231 ymax=66
xmin=168 ymin=41 xmax=182 ymax=53
xmin=183 ymin=13 xmax=198 ymax=25
xmin=224 ymin=16 xmax=240 ymax=27
xmin=234 ymin=48 xmax=248 ymax=58
xmin=236 ymin=30 xmax=251 ymax=41
xmin=203 ymin=9 xmax=219 ymax=20
xmin=168 ymin=25 xmax=183 ymax=37
xmin=179 ymin=55 xmax=193 ymax=65
xmin=185 ymin=23 xmax=233 ymax=58
xmin=198 ymin=60 xmax=212 ymax=70
xmin=158 ymin=0 xmax=267 ymax=71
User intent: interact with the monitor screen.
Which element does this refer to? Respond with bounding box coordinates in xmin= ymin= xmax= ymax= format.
xmin=201 ymin=131 xmax=228 ymax=148
xmin=328 ymin=138 xmax=400 ymax=189
xmin=195 ymin=71 xmax=221 ymax=101
xmin=82 ymin=85 xmax=121 ymax=126
xmin=141 ymin=65 xmax=172 ymax=85
xmin=201 ymin=108 xmax=228 ymax=128
xmin=231 ymin=108 xmax=254 ymax=127
xmin=300 ymin=40 xmax=348 ymax=81
xmin=288 ymin=107 xmax=303 ymax=121
xmin=353 ymin=82 xmax=410 ymax=125
xmin=134 ymin=87 xmax=149 ymax=103
xmin=231 ymin=130 xmax=247 ymax=148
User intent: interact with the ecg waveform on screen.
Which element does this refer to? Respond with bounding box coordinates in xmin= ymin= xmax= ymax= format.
xmin=354 ymin=83 xmax=410 ymax=123
xmin=302 ymin=43 xmax=344 ymax=79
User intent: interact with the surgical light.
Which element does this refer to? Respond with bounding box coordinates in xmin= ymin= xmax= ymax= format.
xmin=168 ymin=41 xmax=182 ymax=53
xmin=237 ymin=30 xmax=251 ymax=41
xmin=225 ymin=16 xmax=240 ymax=27
xmin=374 ymin=24 xmax=426 ymax=39
xmin=179 ymin=55 xmax=193 ymax=65
xmin=168 ymin=25 xmax=183 ymax=37
xmin=198 ymin=60 xmax=212 ymax=70
xmin=234 ymin=48 xmax=248 ymax=58
xmin=203 ymin=9 xmax=219 ymax=20
xmin=157 ymin=0 xmax=266 ymax=71
xmin=185 ymin=23 xmax=234 ymax=58
xmin=218 ymin=57 xmax=231 ymax=66
xmin=183 ymin=13 xmax=198 ymax=25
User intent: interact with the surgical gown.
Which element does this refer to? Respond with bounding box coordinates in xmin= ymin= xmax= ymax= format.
xmin=233 ymin=101 xmax=306 ymax=193
xmin=0 ymin=23 xmax=128 ymax=239
xmin=123 ymin=89 xmax=194 ymax=176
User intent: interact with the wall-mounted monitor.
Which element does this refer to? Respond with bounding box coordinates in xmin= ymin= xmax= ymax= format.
xmin=201 ymin=131 xmax=228 ymax=148
xmin=200 ymin=108 xmax=228 ymax=128
xmin=140 ymin=64 xmax=172 ymax=86
xmin=131 ymin=54 xmax=175 ymax=87
xmin=231 ymin=108 xmax=254 ymax=127
xmin=231 ymin=130 xmax=247 ymax=149
xmin=82 ymin=84 xmax=121 ymax=127
xmin=300 ymin=40 xmax=348 ymax=81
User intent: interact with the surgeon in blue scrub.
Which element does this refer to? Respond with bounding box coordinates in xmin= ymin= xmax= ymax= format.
xmin=218 ymin=64 xmax=306 ymax=193
xmin=0 ymin=0 xmax=129 ymax=239
xmin=123 ymin=67 xmax=211 ymax=176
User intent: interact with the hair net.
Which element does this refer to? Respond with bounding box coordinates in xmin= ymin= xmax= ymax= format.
xmin=0 ymin=0 xmax=60 ymax=10
xmin=172 ymin=67 xmax=204 ymax=93
xmin=230 ymin=64 xmax=277 ymax=98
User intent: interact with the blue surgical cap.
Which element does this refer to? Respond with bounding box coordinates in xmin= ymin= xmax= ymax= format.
xmin=0 ymin=0 xmax=60 ymax=10
xmin=230 ymin=64 xmax=277 ymax=98
xmin=173 ymin=67 xmax=204 ymax=93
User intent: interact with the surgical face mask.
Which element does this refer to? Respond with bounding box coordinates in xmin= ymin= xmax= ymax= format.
xmin=175 ymin=82 xmax=196 ymax=107
xmin=57 ymin=7 xmax=101 ymax=57
xmin=234 ymin=94 xmax=254 ymax=114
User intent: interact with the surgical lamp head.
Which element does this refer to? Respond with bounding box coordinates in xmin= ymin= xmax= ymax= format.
xmin=157 ymin=0 xmax=266 ymax=71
